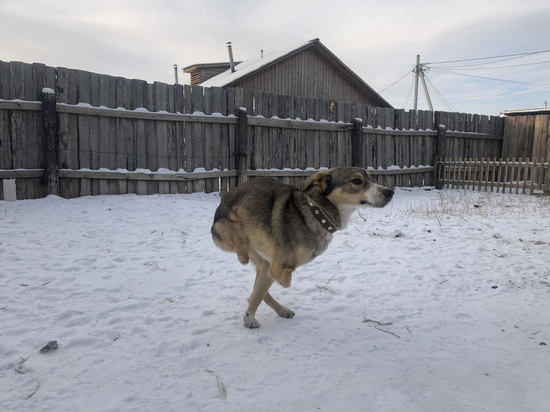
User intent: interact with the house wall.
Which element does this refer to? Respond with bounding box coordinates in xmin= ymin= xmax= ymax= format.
xmin=503 ymin=114 xmax=550 ymax=161
xmin=189 ymin=67 xmax=229 ymax=85
xmin=232 ymin=48 xmax=387 ymax=107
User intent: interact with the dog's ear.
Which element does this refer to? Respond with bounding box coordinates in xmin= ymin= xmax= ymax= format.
xmin=304 ymin=171 xmax=334 ymax=195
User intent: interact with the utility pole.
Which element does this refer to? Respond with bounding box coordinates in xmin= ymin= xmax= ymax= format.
xmin=413 ymin=54 xmax=420 ymax=110
xmin=419 ymin=70 xmax=433 ymax=111
xmin=413 ymin=54 xmax=433 ymax=111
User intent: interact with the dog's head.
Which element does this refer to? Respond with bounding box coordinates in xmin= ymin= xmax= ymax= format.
xmin=304 ymin=167 xmax=393 ymax=208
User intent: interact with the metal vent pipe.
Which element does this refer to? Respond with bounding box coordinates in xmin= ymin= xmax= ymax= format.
xmin=227 ymin=42 xmax=235 ymax=73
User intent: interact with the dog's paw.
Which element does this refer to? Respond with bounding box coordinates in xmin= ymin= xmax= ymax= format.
xmin=277 ymin=306 xmax=295 ymax=319
xmin=243 ymin=312 xmax=260 ymax=328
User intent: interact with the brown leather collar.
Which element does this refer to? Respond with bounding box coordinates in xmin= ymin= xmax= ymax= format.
xmin=307 ymin=199 xmax=337 ymax=233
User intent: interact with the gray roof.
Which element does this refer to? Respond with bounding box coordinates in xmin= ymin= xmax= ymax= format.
xmin=502 ymin=108 xmax=550 ymax=116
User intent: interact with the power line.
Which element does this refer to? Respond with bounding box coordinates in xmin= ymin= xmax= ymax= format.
xmin=430 ymin=68 xmax=550 ymax=89
xmin=428 ymin=54 xmax=533 ymax=69
xmin=424 ymin=48 xmax=550 ymax=65
xmin=423 ymin=75 xmax=448 ymax=110
xmin=401 ymin=73 xmax=415 ymax=109
xmin=424 ymin=74 xmax=458 ymax=112
xmin=378 ymin=70 xmax=414 ymax=94
xmin=431 ymin=59 xmax=550 ymax=71
xmin=408 ymin=50 xmax=550 ymax=111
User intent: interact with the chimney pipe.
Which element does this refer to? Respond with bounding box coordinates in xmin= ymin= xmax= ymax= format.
xmin=173 ymin=64 xmax=179 ymax=84
xmin=227 ymin=42 xmax=235 ymax=73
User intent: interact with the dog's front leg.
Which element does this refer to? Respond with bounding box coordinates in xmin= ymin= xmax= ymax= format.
xmin=244 ymin=260 xmax=274 ymax=328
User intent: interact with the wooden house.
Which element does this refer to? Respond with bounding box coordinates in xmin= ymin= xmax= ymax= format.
xmin=182 ymin=62 xmax=242 ymax=85
xmin=184 ymin=39 xmax=391 ymax=108
xmin=502 ymin=108 xmax=550 ymax=160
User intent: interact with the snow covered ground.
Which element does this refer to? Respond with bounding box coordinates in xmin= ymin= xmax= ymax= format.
xmin=1 ymin=188 xmax=549 ymax=412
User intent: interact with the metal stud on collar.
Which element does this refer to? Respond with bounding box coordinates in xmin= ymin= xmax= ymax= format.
xmin=307 ymin=200 xmax=337 ymax=233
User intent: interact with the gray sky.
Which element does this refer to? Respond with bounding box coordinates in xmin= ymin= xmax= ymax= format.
xmin=2 ymin=0 xmax=549 ymax=115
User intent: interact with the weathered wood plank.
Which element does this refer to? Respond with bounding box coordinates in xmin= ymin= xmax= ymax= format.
xmin=56 ymin=67 xmax=80 ymax=197
xmin=0 ymin=61 xmax=10 ymax=100
xmin=0 ymin=100 xmax=42 ymax=110
xmin=236 ymin=108 xmax=249 ymax=185
xmin=107 ymin=77 xmax=119 ymax=195
xmin=191 ymin=85 xmax=205 ymax=192
xmin=154 ymin=82 xmax=170 ymax=194
xmin=203 ymin=86 xmax=215 ymax=193
xmin=59 ymin=169 xmax=237 ymax=180
xmin=0 ymin=109 xmax=12 ymax=169
xmin=0 ymin=169 xmax=45 ymax=178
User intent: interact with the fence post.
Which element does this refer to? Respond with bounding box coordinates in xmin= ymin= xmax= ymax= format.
xmin=544 ymin=161 xmax=550 ymax=195
xmin=434 ymin=123 xmax=447 ymax=189
xmin=351 ymin=118 xmax=363 ymax=168
xmin=41 ymin=88 xmax=59 ymax=196
xmin=236 ymin=107 xmax=248 ymax=185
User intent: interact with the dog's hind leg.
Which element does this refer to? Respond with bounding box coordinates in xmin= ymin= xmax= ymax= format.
xmin=211 ymin=217 xmax=249 ymax=265
xmin=263 ymin=293 xmax=295 ymax=319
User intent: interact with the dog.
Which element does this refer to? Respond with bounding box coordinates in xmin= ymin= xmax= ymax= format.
xmin=211 ymin=167 xmax=394 ymax=328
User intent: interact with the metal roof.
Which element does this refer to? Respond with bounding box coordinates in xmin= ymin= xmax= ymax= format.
xmin=502 ymin=108 xmax=550 ymax=116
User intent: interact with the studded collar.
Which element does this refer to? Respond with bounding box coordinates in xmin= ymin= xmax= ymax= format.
xmin=307 ymin=199 xmax=337 ymax=233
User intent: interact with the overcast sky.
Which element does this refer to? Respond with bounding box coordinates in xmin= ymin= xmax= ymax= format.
xmin=2 ymin=0 xmax=549 ymax=115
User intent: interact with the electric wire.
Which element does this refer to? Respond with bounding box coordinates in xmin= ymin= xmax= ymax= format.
xmin=430 ymin=68 xmax=550 ymax=89
xmin=378 ymin=70 xmax=414 ymax=94
xmin=423 ymin=74 xmax=458 ymax=112
xmin=430 ymin=59 xmax=550 ymax=71
xmin=401 ymin=73 xmax=415 ymax=109
xmin=410 ymin=49 xmax=550 ymax=111
xmin=426 ymin=54 xmax=538 ymax=69
xmin=423 ymin=74 xmax=449 ymax=111
xmin=423 ymin=49 xmax=550 ymax=65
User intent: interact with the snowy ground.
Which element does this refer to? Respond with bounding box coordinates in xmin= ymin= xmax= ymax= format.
xmin=1 ymin=188 xmax=549 ymax=412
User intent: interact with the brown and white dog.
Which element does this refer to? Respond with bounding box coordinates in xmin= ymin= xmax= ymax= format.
xmin=211 ymin=167 xmax=394 ymax=328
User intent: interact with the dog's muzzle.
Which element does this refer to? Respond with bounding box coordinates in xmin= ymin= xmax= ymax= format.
xmin=382 ymin=188 xmax=394 ymax=200
xmin=361 ymin=187 xmax=394 ymax=207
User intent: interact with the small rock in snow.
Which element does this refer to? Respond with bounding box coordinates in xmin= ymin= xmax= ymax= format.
xmin=393 ymin=230 xmax=404 ymax=238
xmin=40 ymin=340 xmax=58 ymax=353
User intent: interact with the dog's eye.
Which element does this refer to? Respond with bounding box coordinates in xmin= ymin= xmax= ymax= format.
xmin=351 ymin=178 xmax=362 ymax=185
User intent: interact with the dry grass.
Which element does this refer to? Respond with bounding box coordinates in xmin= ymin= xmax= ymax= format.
xmin=403 ymin=190 xmax=550 ymax=221
xmin=205 ymin=368 xmax=227 ymax=401
xmin=362 ymin=314 xmax=401 ymax=339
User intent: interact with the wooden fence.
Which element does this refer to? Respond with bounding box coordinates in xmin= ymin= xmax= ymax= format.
xmin=436 ymin=158 xmax=550 ymax=194
xmin=0 ymin=60 xmax=506 ymax=200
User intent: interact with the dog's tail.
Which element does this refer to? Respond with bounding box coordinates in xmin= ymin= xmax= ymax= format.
xmin=210 ymin=221 xmax=223 ymax=243
xmin=211 ymin=205 xmax=227 ymax=246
